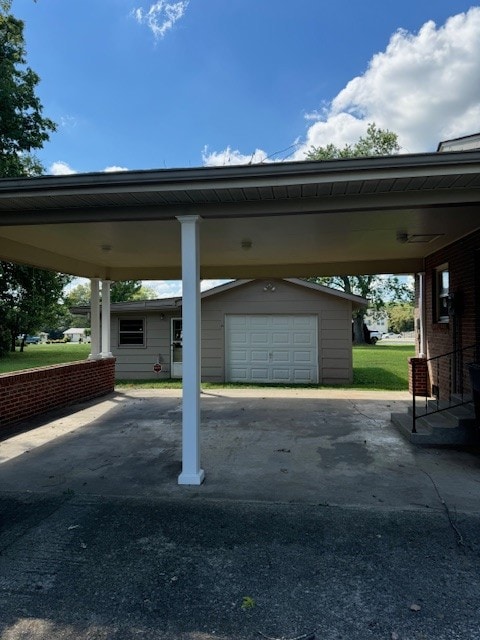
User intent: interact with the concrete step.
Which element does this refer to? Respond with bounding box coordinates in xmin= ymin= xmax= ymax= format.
xmin=391 ymin=410 xmax=480 ymax=446
xmin=407 ymin=399 xmax=476 ymax=425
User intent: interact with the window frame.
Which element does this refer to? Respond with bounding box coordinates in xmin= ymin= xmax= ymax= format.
xmin=117 ymin=316 xmax=146 ymax=348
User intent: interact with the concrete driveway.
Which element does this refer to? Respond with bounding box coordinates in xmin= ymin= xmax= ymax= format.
xmin=1 ymin=389 xmax=480 ymax=639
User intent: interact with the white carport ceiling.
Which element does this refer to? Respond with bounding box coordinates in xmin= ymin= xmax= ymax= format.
xmin=0 ymin=151 xmax=479 ymax=279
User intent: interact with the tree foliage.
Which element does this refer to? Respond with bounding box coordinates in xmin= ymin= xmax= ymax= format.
xmin=0 ymin=0 xmax=56 ymax=177
xmin=305 ymin=123 xmax=400 ymax=161
xmin=309 ymin=275 xmax=413 ymax=342
xmin=0 ymin=2 xmax=68 ymax=354
xmin=305 ymin=123 xmax=408 ymax=343
xmin=387 ymin=302 xmax=415 ymax=334
xmin=111 ymin=280 xmax=143 ymax=303
xmin=0 ymin=263 xmax=70 ymax=352
xmin=65 ymin=280 xmax=152 ymax=307
xmin=62 ymin=281 xmax=157 ymax=331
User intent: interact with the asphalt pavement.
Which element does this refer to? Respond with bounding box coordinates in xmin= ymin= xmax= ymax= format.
xmin=0 ymin=389 xmax=479 ymax=640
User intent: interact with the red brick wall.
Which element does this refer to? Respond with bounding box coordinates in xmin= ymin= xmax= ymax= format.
xmin=422 ymin=228 xmax=480 ymax=397
xmin=409 ymin=357 xmax=430 ymax=396
xmin=0 ymin=358 xmax=115 ymax=429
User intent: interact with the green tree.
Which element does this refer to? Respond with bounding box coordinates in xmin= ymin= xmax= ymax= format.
xmin=306 ymin=123 xmax=405 ymax=343
xmin=305 ymin=122 xmax=400 ymax=161
xmin=0 ymin=0 xmax=56 ymax=177
xmin=111 ymin=280 xmax=143 ymax=303
xmin=0 ymin=263 xmax=70 ymax=352
xmin=62 ymin=281 xmax=157 ymax=330
xmin=387 ymin=302 xmax=415 ymax=334
xmin=0 ymin=2 xmax=68 ymax=354
xmin=308 ymin=275 xmax=412 ymax=343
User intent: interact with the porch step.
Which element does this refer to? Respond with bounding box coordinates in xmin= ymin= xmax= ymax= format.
xmin=407 ymin=400 xmax=476 ymax=425
xmin=391 ymin=402 xmax=480 ymax=446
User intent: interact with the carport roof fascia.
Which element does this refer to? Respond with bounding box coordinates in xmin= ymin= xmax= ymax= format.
xmin=0 ymin=149 xmax=480 ymax=197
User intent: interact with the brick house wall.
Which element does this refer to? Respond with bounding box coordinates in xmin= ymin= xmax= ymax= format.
xmin=0 ymin=358 xmax=115 ymax=430
xmin=420 ymin=228 xmax=480 ymax=398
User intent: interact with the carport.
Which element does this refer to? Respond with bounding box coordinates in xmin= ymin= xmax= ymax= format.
xmin=1 ymin=151 xmax=480 ymax=485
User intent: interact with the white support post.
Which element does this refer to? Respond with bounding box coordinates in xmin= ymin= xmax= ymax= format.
xmin=418 ymin=272 xmax=426 ymax=358
xmin=176 ymin=215 xmax=204 ymax=486
xmin=89 ymin=278 xmax=101 ymax=359
xmin=101 ymin=279 xmax=113 ymax=358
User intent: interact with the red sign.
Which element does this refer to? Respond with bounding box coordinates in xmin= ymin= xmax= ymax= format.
xmin=153 ymin=363 xmax=162 ymax=373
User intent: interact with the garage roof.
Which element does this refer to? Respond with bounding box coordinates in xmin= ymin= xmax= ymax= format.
xmin=71 ymin=278 xmax=367 ymax=314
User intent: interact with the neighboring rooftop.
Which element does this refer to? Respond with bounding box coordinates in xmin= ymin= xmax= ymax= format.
xmin=437 ymin=132 xmax=480 ymax=152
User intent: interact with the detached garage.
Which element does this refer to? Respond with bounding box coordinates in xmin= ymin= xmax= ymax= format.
xmin=104 ymin=278 xmax=366 ymax=385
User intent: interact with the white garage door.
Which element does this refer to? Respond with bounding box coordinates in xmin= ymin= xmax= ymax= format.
xmin=225 ymin=315 xmax=318 ymax=384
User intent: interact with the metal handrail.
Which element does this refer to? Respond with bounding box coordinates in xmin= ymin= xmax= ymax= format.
xmin=412 ymin=343 xmax=478 ymax=433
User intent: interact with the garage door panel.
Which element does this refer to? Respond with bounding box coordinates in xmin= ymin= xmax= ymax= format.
xmin=293 ymin=369 xmax=314 ymax=382
xmin=294 ymin=332 xmax=314 ymax=345
xmin=271 ymin=332 xmax=290 ymax=345
xmin=293 ymin=350 xmax=314 ymax=363
xmin=251 ymin=350 xmax=269 ymax=362
xmin=230 ymin=331 xmax=248 ymax=345
xmin=272 ymin=350 xmax=291 ymax=363
xmin=231 ymin=349 xmax=248 ymax=362
xmin=271 ymin=368 xmax=291 ymax=381
xmin=251 ymin=368 xmax=269 ymax=381
xmin=230 ymin=368 xmax=248 ymax=380
xmin=226 ymin=315 xmax=318 ymax=384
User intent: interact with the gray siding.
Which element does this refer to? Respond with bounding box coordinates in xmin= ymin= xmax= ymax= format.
xmin=112 ymin=279 xmax=354 ymax=384
xmin=111 ymin=313 xmax=174 ymax=380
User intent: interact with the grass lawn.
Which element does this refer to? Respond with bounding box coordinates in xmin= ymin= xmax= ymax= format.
xmin=0 ymin=343 xmax=91 ymax=374
xmin=352 ymin=343 xmax=414 ymax=390
xmin=0 ymin=342 xmax=414 ymax=391
xmin=117 ymin=343 xmax=415 ymax=392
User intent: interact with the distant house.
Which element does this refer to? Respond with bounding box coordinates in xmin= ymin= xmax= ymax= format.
xmin=364 ymin=310 xmax=389 ymax=335
xmin=102 ymin=278 xmax=366 ymax=384
xmin=63 ymin=328 xmax=90 ymax=343
xmin=437 ymin=132 xmax=480 ymax=152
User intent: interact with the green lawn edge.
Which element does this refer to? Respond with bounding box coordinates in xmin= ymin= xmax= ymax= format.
xmin=0 ymin=342 xmax=414 ymax=392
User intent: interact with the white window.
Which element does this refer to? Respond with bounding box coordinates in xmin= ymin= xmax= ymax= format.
xmin=118 ymin=318 xmax=145 ymax=346
xmin=435 ymin=265 xmax=449 ymax=322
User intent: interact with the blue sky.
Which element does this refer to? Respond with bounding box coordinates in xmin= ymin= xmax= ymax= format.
xmin=11 ymin=0 xmax=480 ymax=295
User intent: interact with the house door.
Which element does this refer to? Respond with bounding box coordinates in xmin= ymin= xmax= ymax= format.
xmin=171 ymin=318 xmax=183 ymax=378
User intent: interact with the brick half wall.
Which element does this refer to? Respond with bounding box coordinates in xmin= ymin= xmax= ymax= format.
xmin=0 ymin=358 xmax=115 ymax=429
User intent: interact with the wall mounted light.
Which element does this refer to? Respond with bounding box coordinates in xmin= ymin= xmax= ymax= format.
xmin=263 ymin=282 xmax=276 ymax=292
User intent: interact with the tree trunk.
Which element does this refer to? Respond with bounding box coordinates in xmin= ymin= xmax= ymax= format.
xmin=353 ymin=314 xmax=366 ymax=344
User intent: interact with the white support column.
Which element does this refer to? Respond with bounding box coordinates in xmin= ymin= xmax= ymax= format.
xmin=418 ymin=272 xmax=426 ymax=358
xmin=101 ymin=279 xmax=113 ymax=358
xmin=176 ymin=215 xmax=204 ymax=486
xmin=88 ymin=278 xmax=101 ymax=359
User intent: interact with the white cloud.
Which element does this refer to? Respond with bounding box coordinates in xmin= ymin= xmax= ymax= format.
xmin=143 ymin=279 xmax=232 ymax=298
xmin=202 ymin=146 xmax=269 ymax=167
xmin=203 ymin=7 xmax=480 ymax=165
xmin=49 ymin=161 xmax=77 ymax=175
xmin=104 ymin=165 xmax=129 ymax=173
xmin=133 ymin=1 xmax=189 ymax=40
xmin=200 ymin=279 xmax=232 ymax=292
xmin=143 ymin=280 xmax=182 ymax=298
xmin=49 ymin=162 xmax=130 ymax=175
